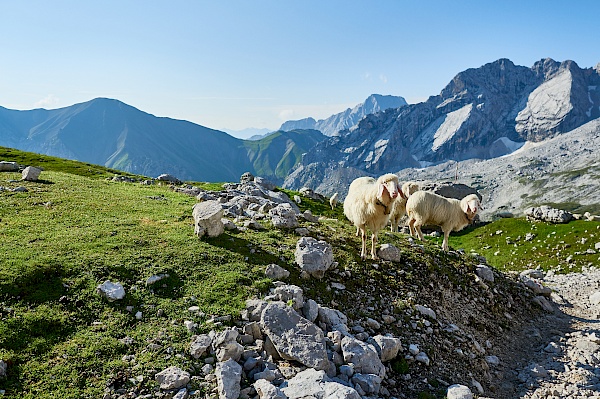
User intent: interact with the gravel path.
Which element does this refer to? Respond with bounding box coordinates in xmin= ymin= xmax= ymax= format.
xmin=508 ymin=267 xmax=600 ymax=399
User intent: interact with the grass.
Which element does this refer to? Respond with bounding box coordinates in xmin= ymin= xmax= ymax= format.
xmin=0 ymin=146 xmax=136 ymax=180
xmin=429 ymin=217 xmax=600 ymax=273
xmin=0 ymin=170 xmax=270 ymax=397
xmin=0 ymin=160 xmax=452 ymax=397
xmin=0 ymin=160 xmax=359 ymax=398
xmin=1 ymin=149 xmax=599 ymax=398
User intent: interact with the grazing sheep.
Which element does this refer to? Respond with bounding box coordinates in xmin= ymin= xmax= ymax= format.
xmin=329 ymin=192 xmax=339 ymax=210
xmin=389 ymin=181 xmax=420 ymax=232
xmin=343 ymin=173 xmax=400 ymax=260
xmin=406 ymin=191 xmax=481 ymax=252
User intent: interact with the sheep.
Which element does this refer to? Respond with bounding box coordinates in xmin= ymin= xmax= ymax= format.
xmin=389 ymin=181 xmax=420 ymax=232
xmin=343 ymin=173 xmax=400 ymax=260
xmin=405 ymin=191 xmax=481 ymax=252
xmin=329 ymin=192 xmax=339 ymax=210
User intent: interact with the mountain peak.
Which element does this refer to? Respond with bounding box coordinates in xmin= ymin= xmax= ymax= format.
xmin=278 ymin=94 xmax=406 ymax=136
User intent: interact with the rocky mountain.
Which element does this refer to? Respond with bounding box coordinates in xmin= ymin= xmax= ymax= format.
xmin=397 ymin=118 xmax=600 ymax=220
xmin=283 ymin=59 xmax=600 ymax=213
xmin=279 ymin=94 xmax=407 ymax=136
xmin=0 ymin=98 xmax=325 ymax=183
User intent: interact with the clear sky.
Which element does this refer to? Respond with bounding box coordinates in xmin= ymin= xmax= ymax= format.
xmin=1 ymin=1 xmax=598 ymax=138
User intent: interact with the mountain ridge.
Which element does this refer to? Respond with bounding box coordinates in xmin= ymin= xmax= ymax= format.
xmin=283 ymin=58 xmax=600 ymax=211
xmin=0 ymin=98 xmax=324 ymax=183
xmin=279 ymin=94 xmax=407 ymax=136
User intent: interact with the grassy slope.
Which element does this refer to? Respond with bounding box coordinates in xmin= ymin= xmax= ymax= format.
xmin=434 ymin=218 xmax=600 ymax=273
xmin=241 ymin=129 xmax=326 ymax=182
xmin=0 ymin=170 xmax=270 ymax=397
xmin=1 ymin=148 xmax=598 ymax=397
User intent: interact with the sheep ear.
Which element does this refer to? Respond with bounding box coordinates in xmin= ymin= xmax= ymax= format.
xmin=461 ymin=201 xmax=470 ymax=213
xmin=378 ymin=183 xmax=385 ymax=198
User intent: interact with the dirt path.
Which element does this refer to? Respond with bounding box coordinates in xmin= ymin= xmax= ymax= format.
xmin=495 ymin=267 xmax=600 ymax=399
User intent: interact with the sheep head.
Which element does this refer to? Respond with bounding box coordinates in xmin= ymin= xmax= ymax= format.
xmin=377 ymin=173 xmax=400 ymax=200
xmin=461 ymin=194 xmax=482 ymax=217
xmin=401 ymin=181 xmax=420 ymax=199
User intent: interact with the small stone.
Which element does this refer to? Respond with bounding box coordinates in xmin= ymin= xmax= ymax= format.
xmin=447 ymin=384 xmax=473 ymax=399
xmin=415 ymin=304 xmax=436 ymax=320
xmin=155 ymin=366 xmax=190 ymax=390
xmin=415 ymin=352 xmax=430 ymax=366
xmin=409 ymin=344 xmax=419 ymax=355
xmin=96 ymin=281 xmax=125 ymax=301
xmin=366 ymin=318 xmax=380 ymax=330
xmin=265 ymin=264 xmax=290 ymax=280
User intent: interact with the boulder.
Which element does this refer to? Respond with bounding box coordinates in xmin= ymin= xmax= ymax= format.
xmin=254 ymin=176 xmax=276 ymax=191
xmin=0 ymin=161 xmax=19 ymax=172
xmin=260 ymin=302 xmax=329 ymax=371
xmin=156 ymin=173 xmax=181 ymax=184
xmin=280 ymin=368 xmax=328 ymax=399
xmin=96 ymin=281 xmax=125 ymax=302
xmin=240 ymin=172 xmax=255 ymax=184
xmin=265 ymin=264 xmax=290 ymax=280
xmin=254 ymin=379 xmax=287 ymax=399
xmin=475 ymin=265 xmax=495 ymax=282
xmin=351 ymin=373 xmax=382 ymax=395
xmin=273 ymin=284 xmax=304 ymax=310
xmin=447 ymin=384 xmax=473 ymax=399
xmin=370 ymin=335 xmax=403 ymax=362
xmin=155 ymin=366 xmax=190 ymax=390
xmin=213 ymin=328 xmax=244 ymax=362
xmin=525 ymin=205 xmax=573 ymax=223
xmin=246 ymin=299 xmax=269 ymax=322
xmin=216 ymin=359 xmax=242 ymax=399
xmin=377 ymin=243 xmax=401 ymax=262
xmin=0 ymin=359 xmax=7 ymax=378
xmin=269 ymin=203 xmax=299 ymax=229
xmin=294 ymin=237 xmax=334 ymax=279
xmin=303 ymin=299 xmax=319 ymax=323
xmin=280 ymin=368 xmax=360 ymax=399
xmin=192 ymin=200 xmax=224 ymax=237
xmin=341 ymin=336 xmax=386 ymax=378
xmin=189 ymin=334 xmax=213 ymax=359
xmin=317 ymin=306 xmax=348 ymax=332
xmin=22 ymin=166 xmax=42 ymax=181
xmin=299 ymin=187 xmax=324 ymax=200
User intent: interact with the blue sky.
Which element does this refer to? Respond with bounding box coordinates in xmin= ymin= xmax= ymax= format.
xmin=1 ymin=1 xmax=598 ymax=137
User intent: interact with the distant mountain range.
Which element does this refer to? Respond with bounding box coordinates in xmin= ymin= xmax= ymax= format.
xmin=279 ymin=94 xmax=407 ymax=136
xmin=283 ymin=58 xmax=600 ymax=211
xmin=0 ymin=98 xmax=324 ymax=183
xmin=0 ymin=93 xmax=399 ymax=183
xmin=2 ymin=57 xmax=599 ymax=219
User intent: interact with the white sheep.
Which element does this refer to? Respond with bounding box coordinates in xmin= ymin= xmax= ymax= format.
xmin=329 ymin=192 xmax=339 ymax=210
xmin=389 ymin=181 xmax=420 ymax=232
xmin=405 ymin=191 xmax=481 ymax=252
xmin=343 ymin=173 xmax=400 ymax=260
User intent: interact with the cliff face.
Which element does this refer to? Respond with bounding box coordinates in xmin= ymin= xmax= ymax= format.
xmin=283 ymin=59 xmax=600 ymax=197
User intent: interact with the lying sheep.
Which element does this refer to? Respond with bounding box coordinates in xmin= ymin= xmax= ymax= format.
xmin=343 ymin=173 xmax=400 ymax=260
xmin=389 ymin=181 xmax=420 ymax=232
xmin=406 ymin=191 xmax=481 ymax=252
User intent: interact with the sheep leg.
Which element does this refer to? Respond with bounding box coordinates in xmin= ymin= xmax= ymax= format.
xmin=442 ymin=230 xmax=450 ymax=252
xmin=360 ymin=227 xmax=367 ymax=260
xmin=408 ymin=218 xmax=416 ymax=237
xmin=415 ymin=223 xmax=424 ymax=241
xmin=356 ymin=226 xmax=360 ymax=237
xmin=371 ymin=232 xmax=379 ymax=260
